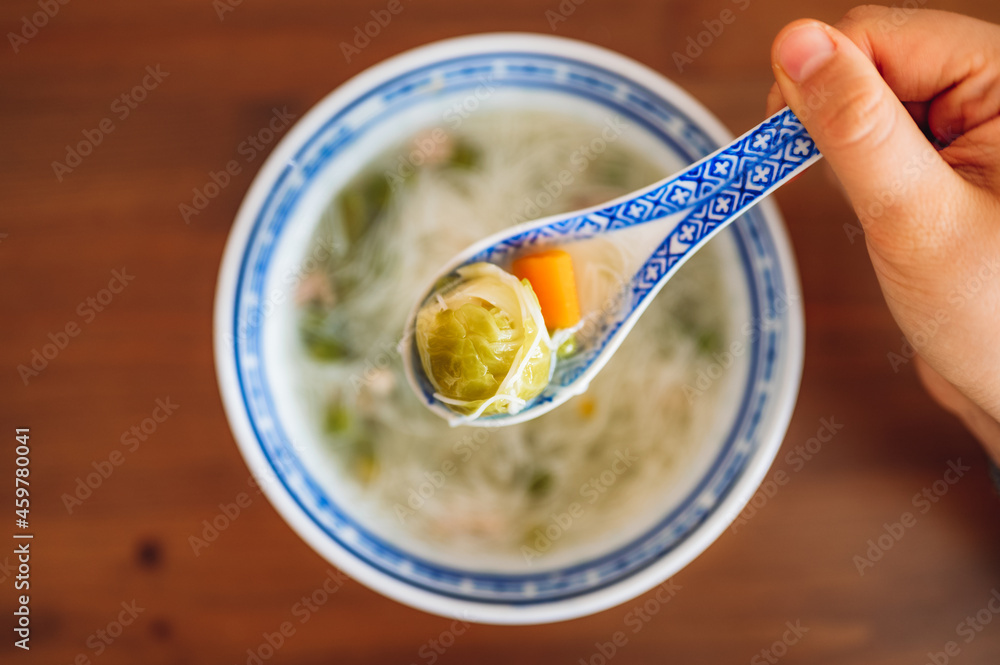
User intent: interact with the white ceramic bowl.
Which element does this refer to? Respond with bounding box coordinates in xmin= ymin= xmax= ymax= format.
xmin=214 ymin=33 xmax=803 ymax=625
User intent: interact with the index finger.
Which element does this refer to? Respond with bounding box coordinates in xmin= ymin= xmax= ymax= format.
xmin=824 ymin=6 xmax=1000 ymax=142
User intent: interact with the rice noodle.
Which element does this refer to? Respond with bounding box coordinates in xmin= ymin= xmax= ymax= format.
xmin=295 ymin=111 xmax=734 ymax=557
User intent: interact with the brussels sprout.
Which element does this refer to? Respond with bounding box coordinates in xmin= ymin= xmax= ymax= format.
xmin=415 ymin=262 xmax=552 ymax=419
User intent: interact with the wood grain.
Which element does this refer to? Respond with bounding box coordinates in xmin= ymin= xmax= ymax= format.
xmin=2 ymin=1 xmax=1000 ymax=663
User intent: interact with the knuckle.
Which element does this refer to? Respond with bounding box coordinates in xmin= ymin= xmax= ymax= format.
xmin=837 ymin=5 xmax=891 ymax=47
xmin=840 ymin=4 xmax=891 ymax=28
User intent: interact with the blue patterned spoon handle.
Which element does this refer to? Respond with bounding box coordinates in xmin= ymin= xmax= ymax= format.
xmin=491 ymin=107 xmax=821 ymax=389
xmin=471 ymin=108 xmax=821 ymax=265
xmin=559 ymin=111 xmax=822 ymax=386
xmin=619 ymin=106 xmax=822 ymax=306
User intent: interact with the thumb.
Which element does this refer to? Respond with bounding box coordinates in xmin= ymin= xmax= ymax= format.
xmin=771 ymin=20 xmax=956 ymax=231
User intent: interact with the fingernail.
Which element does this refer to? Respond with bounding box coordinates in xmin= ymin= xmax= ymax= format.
xmin=777 ymin=23 xmax=835 ymax=82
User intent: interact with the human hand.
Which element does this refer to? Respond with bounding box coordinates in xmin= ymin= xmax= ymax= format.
xmin=764 ymin=6 xmax=1000 ymax=462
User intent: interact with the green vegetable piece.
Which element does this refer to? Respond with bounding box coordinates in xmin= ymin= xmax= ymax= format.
xmin=595 ymin=153 xmax=628 ymax=187
xmin=415 ymin=263 xmax=552 ymax=419
xmin=363 ymin=172 xmax=391 ymax=213
xmin=338 ymin=173 xmax=393 ymax=246
xmin=338 ymin=189 xmax=364 ymax=244
xmin=324 ymin=403 xmax=352 ymax=433
xmin=300 ymin=306 xmax=349 ymax=361
xmin=302 ymin=335 xmax=345 ymax=361
xmin=351 ymin=435 xmax=377 ymax=483
xmin=556 ymin=334 xmax=578 ymax=359
xmin=447 ymin=138 xmax=480 ymax=169
xmin=528 ymin=470 xmax=553 ymax=498
xmin=696 ymin=329 xmax=723 ymax=355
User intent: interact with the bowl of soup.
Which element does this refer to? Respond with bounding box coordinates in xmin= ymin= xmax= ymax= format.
xmin=214 ymin=33 xmax=803 ymax=624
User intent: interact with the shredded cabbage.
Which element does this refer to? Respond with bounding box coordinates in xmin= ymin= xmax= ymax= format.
xmin=415 ymin=262 xmax=552 ymax=419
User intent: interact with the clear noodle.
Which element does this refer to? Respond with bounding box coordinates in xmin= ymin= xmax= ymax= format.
xmin=294 ymin=111 xmax=733 ymax=558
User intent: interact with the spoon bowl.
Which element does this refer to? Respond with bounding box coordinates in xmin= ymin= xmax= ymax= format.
xmin=404 ymin=107 xmax=821 ymax=426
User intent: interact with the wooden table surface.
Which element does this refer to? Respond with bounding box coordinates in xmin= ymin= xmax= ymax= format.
xmin=4 ymin=0 xmax=1000 ymax=663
